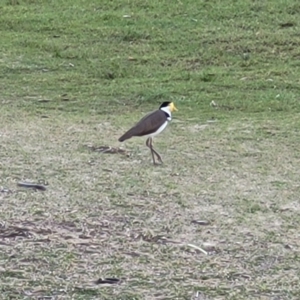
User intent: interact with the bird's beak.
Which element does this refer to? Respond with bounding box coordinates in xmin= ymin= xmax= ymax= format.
xmin=171 ymin=103 xmax=178 ymax=112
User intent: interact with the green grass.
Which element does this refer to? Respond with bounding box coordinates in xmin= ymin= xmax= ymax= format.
xmin=1 ymin=0 xmax=300 ymax=299
xmin=1 ymin=0 xmax=300 ymax=118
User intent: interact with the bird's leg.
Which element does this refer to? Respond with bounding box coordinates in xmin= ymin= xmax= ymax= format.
xmin=149 ymin=138 xmax=163 ymax=164
xmin=146 ymin=137 xmax=156 ymax=165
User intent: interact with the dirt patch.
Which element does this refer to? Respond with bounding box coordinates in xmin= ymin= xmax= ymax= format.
xmin=1 ymin=115 xmax=300 ymax=299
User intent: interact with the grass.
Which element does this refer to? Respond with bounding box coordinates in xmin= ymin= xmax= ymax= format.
xmin=1 ymin=0 xmax=300 ymax=299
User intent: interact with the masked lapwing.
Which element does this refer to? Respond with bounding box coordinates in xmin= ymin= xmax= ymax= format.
xmin=118 ymin=102 xmax=178 ymax=164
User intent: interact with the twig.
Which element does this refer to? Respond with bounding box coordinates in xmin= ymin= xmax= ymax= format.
xmin=185 ymin=243 xmax=208 ymax=255
xmin=17 ymin=182 xmax=47 ymax=191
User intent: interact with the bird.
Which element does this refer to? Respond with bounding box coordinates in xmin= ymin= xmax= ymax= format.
xmin=118 ymin=101 xmax=178 ymax=165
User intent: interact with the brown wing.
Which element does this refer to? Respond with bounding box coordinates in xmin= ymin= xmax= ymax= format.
xmin=118 ymin=110 xmax=167 ymax=142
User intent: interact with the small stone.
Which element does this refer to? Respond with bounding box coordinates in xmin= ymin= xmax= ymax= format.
xmin=191 ymin=220 xmax=210 ymax=226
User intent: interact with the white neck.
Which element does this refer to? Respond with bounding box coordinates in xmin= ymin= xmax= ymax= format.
xmin=160 ymin=106 xmax=172 ymax=119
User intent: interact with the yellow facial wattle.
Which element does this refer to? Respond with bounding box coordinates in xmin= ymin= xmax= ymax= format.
xmin=170 ymin=102 xmax=178 ymax=112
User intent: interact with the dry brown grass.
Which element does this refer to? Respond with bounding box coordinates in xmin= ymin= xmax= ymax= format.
xmin=1 ymin=111 xmax=300 ymax=299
